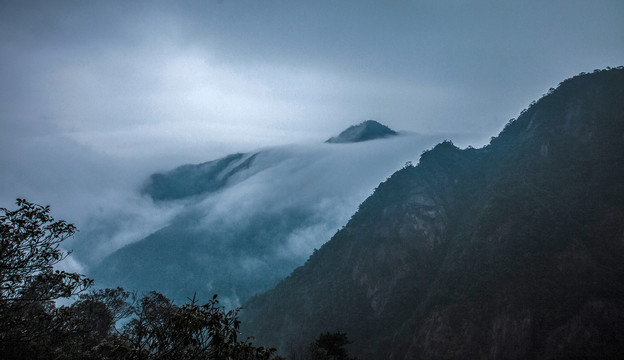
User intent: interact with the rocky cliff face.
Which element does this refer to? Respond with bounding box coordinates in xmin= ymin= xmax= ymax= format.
xmin=241 ymin=68 xmax=624 ymax=359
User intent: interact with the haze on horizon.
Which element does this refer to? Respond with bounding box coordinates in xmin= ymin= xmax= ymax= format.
xmin=0 ymin=1 xmax=623 ymax=274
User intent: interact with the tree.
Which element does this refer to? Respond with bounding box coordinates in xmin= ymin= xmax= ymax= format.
xmin=53 ymin=287 xmax=135 ymax=359
xmin=120 ymin=292 xmax=277 ymax=359
xmin=307 ymin=332 xmax=355 ymax=360
xmin=0 ymin=198 xmax=92 ymax=302
xmin=0 ymin=199 xmax=278 ymax=359
xmin=0 ymin=199 xmax=91 ymax=356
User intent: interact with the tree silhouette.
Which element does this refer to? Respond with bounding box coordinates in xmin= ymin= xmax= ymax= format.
xmin=0 ymin=199 xmax=278 ymax=359
xmin=308 ymin=331 xmax=355 ymax=360
xmin=0 ymin=199 xmax=91 ymax=356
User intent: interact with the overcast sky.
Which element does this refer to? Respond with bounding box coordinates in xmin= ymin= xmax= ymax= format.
xmin=1 ymin=0 xmax=623 ymax=220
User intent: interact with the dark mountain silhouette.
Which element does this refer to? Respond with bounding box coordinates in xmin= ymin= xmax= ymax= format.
xmin=241 ymin=67 xmax=624 ymax=359
xmin=326 ymin=120 xmax=398 ymax=143
xmin=141 ymin=153 xmax=260 ymax=201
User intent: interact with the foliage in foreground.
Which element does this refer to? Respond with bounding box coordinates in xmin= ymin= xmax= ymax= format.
xmin=307 ymin=332 xmax=356 ymax=360
xmin=0 ymin=199 xmax=277 ymax=359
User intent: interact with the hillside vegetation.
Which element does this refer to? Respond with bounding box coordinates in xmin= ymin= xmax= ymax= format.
xmin=242 ymin=67 xmax=624 ymax=359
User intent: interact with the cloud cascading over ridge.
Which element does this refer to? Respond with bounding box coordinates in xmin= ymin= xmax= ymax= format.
xmin=0 ymin=1 xmax=622 ymax=294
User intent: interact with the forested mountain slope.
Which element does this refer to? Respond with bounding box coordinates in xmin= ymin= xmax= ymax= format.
xmin=242 ymin=68 xmax=624 ymax=359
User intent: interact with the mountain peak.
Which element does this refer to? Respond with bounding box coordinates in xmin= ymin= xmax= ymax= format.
xmin=326 ymin=120 xmax=398 ymax=143
xmin=241 ymin=67 xmax=624 ymax=359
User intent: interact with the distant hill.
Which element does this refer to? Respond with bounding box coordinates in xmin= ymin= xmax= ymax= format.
xmin=88 ymin=126 xmax=443 ymax=306
xmin=141 ymin=153 xmax=260 ymax=202
xmin=326 ymin=120 xmax=398 ymax=143
xmin=241 ymin=68 xmax=624 ymax=359
xmin=141 ymin=121 xmax=398 ymax=202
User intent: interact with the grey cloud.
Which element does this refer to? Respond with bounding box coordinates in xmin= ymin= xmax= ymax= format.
xmin=3 ymin=1 xmax=622 ymax=156
xmin=0 ymin=0 xmax=622 ymax=299
xmin=199 ymin=136 xmax=442 ymax=251
xmin=81 ymin=133 xmax=446 ymax=305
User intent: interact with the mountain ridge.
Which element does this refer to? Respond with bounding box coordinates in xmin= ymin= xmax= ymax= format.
xmin=241 ymin=67 xmax=624 ymax=359
xmin=140 ymin=152 xmax=262 ymax=202
xmin=141 ymin=120 xmax=399 ymax=202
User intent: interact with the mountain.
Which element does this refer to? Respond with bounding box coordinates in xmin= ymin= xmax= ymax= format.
xmin=241 ymin=68 xmax=624 ymax=359
xmin=141 ymin=152 xmax=260 ymax=202
xmin=87 ymin=124 xmax=444 ymax=306
xmin=326 ymin=120 xmax=398 ymax=143
xmin=143 ymin=120 xmax=397 ymax=202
